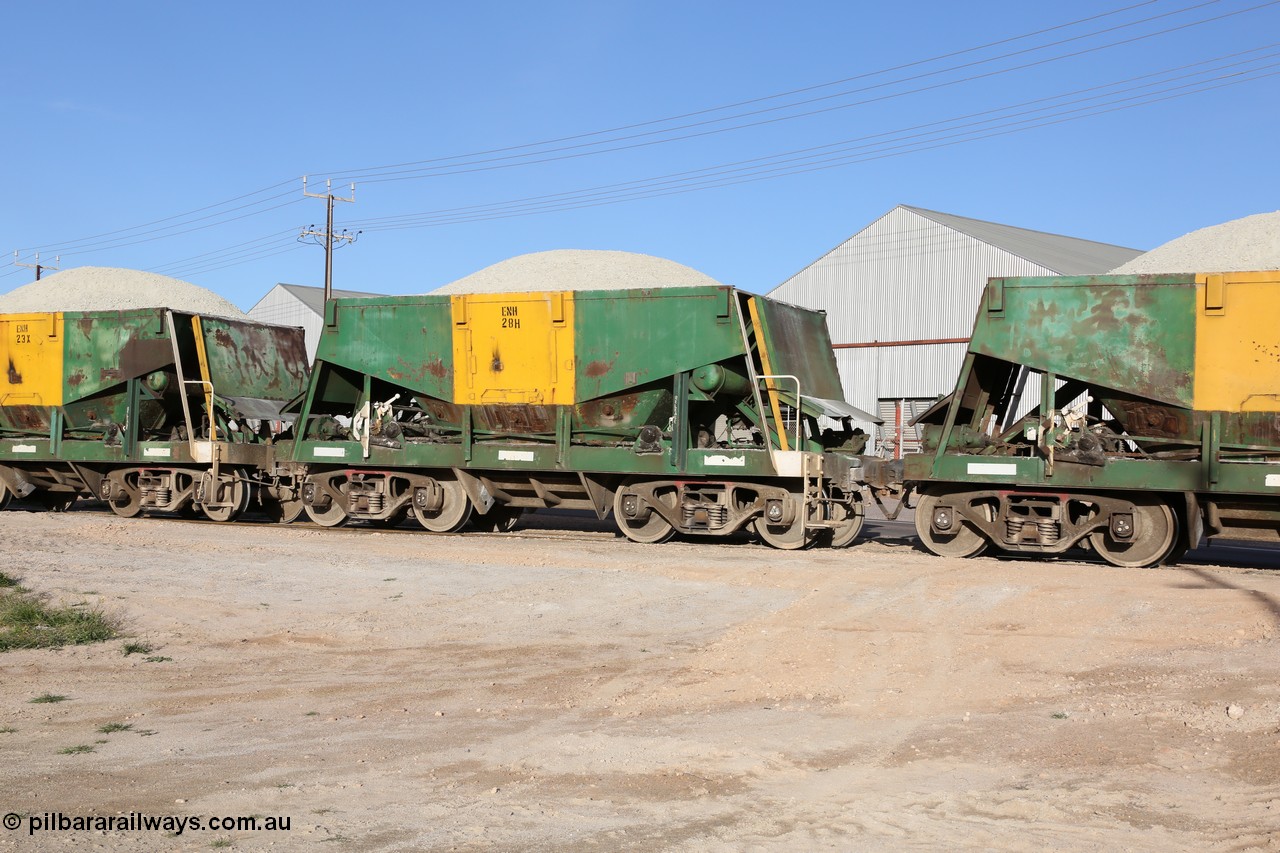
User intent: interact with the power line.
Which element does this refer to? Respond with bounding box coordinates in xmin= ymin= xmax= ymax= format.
xmin=132 ymin=41 xmax=1279 ymax=279
xmin=9 ymin=0 xmax=1276 ymax=278
xmin=143 ymin=57 xmax=1279 ymax=280
xmin=311 ymin=0 xmax=1178 ymax=180
xmin=18 ymin=5 xmax=1160 ymax=263
xmin=148 ymin=233 xmax=302 ymax=279
xmin=51 ymin=197 xmax=307 ymax=259
xmin=22 ymin=180 xmax=297 ymax=255
xmin=340 ymin=49 xmax=1280 ymax=230
xmin=161 ymin=241 xmax=310 ymax=280
xmin=319 ymin=0 xmax=1259 ymax=186
xmin=147 ymin=229 xmax=299 ymax=274
xmin=349 ymin=67 xmax=1279 ymax=228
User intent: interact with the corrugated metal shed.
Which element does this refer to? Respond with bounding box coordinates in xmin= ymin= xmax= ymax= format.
xmin=769 ymin=205 xmax=1143 ymax=454
xmin=247 ymin=283 xmax=384 ymax=361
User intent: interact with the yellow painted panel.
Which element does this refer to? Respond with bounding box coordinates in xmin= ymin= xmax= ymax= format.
xmin=0 ymin=313 xmax=64 ymax=407
xmin=747 ymin=296 xmax=788 ymax=451
xmin=450 ymin=292 xmax=575 ymax=405
xmin=1193 ymin=271 xmax=1280 ymax=411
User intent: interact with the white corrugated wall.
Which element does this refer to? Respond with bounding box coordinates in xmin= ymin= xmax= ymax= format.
xmin=771 ymin=206 xmax=1057 ymax=454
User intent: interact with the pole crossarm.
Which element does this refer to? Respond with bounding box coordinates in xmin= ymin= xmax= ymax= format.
xmin=13 ymin=250 xmax=60 ymax=281
xmin=299 ymin=177 xmax=359 ymax=303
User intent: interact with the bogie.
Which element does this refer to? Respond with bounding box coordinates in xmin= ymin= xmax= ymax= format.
xmin=914 ymin=487 xmax=1182 ymax=568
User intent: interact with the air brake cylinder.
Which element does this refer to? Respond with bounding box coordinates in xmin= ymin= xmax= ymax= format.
xmin=689 ymin=364 xmax=752 ymax=397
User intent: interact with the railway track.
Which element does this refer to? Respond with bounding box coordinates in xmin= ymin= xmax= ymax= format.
xmin=19 ymin=499 xmax=1277 ymax=569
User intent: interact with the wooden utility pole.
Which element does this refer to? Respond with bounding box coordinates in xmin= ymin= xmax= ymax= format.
xmin=300 ymin=178 xmax=358 ymax=303
xmin=13 ymin=251 xmax=60 ymax=280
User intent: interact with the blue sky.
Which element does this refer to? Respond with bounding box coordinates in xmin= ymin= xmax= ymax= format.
xmin=3 ymin=0 xmax=1277 ymax=308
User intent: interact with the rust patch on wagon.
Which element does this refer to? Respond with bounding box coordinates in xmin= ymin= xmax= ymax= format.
xmin=475 ymin=404 xmax=554 ymax=434
xmin=1251 ymin=341 xmax=1280 ymax=363
xmin=8 ymin=405 xmax=46 ymax=431
xmin=384 ymin=357 xmax=449 ymax=388
xmin=584 ymin=359 xmax=615 ymax=378
xmin=1101 ymin=396 xmax=1193 ymax=441
xmin=214 ymin=329 xmax=234 ymax=349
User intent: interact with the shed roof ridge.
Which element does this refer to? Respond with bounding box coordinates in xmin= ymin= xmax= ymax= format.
xmin=277 ymin=282 xmax=383 ymax=298
xmin=900 ymin=205 xmax=1142 ymax=259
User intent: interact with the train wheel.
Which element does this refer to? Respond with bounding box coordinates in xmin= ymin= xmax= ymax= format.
xmin=201 ymin=476 xmax=250 ymax=523
xmin=754 ymin=492 xmax=819 ymax=550
xmin=914 ymin=492 xmax=989 ymax=558
xmin=614 ymin=485 xmax=676 ymax=544
xmin=261 ymin=486 xmax=306 ymax=524
xmin=470 ymin=506 xmax=525 ymax=533
xmin=827 ymin=496 xmax=865 ymax=548
xmin=305 ymin=499 xmax=349 ymax=528
xmin=107 ymin=477 xmax=144 ymax=519
xmin=412 ymin=479 xmax=472 ymax=533
xmin=1087 ymin=497 xmax=1177 ymax=568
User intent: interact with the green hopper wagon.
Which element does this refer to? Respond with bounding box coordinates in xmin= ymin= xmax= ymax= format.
xmin=0 ymin=308 xmax=309 ymax=520
xmin=906 ymin=270 xmax=1280 ymax=567
xmin=290 ymin=285 xmax=885 ymax=548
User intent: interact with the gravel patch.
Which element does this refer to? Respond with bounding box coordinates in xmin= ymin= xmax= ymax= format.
xmin=1109 ymin=211 xmax=1280 ymax=274
xmin=432 ymin=249 xmax=724 ymax=294
xmin=0 ymin=266 xmax=248 ymax=318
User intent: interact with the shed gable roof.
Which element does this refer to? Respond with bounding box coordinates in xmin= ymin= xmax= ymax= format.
xmin=276 ymin=283 xmax=386 ymax=315
xmin=901 ymin=206 xmax=1142 ymax=275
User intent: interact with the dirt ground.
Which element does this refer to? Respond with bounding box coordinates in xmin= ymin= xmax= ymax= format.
xmin=1 ymin=506 xmax=1278 ymax=852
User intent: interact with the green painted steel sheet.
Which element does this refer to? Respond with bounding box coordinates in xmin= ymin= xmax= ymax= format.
xmin=685 ymin=447 xmax=778 ymax=477
xmin=572 ymin=287 xmax=745 ymax=401
xmin=317 ymin=296 xmax=456 ymax=401
xmin=1215 ymin=462 xmax=1280 ymax=496
xmin=971 ymin=275 xmax=1197 ymax=408
xmin=752 ymin=298 xmax=845 ymax=401
xmin=62 ymin=309 xmax=171 ymax=402
xmin=198 ymin=316 xmax=309 ymax=403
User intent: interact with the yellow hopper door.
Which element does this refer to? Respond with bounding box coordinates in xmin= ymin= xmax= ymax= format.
xmin=1194 ymin=271 xmax=1280 ymax=412
xmin=0 ymin=313 xmax=64 ymax=407
xmin=450 ymin=292 xmax=575 ymax=405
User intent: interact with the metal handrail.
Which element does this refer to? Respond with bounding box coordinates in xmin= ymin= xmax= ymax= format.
xmin=756 ymin=373 xmax=802 ymax=451
xmin=181 ymin=379 xmax=218 ymax=443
